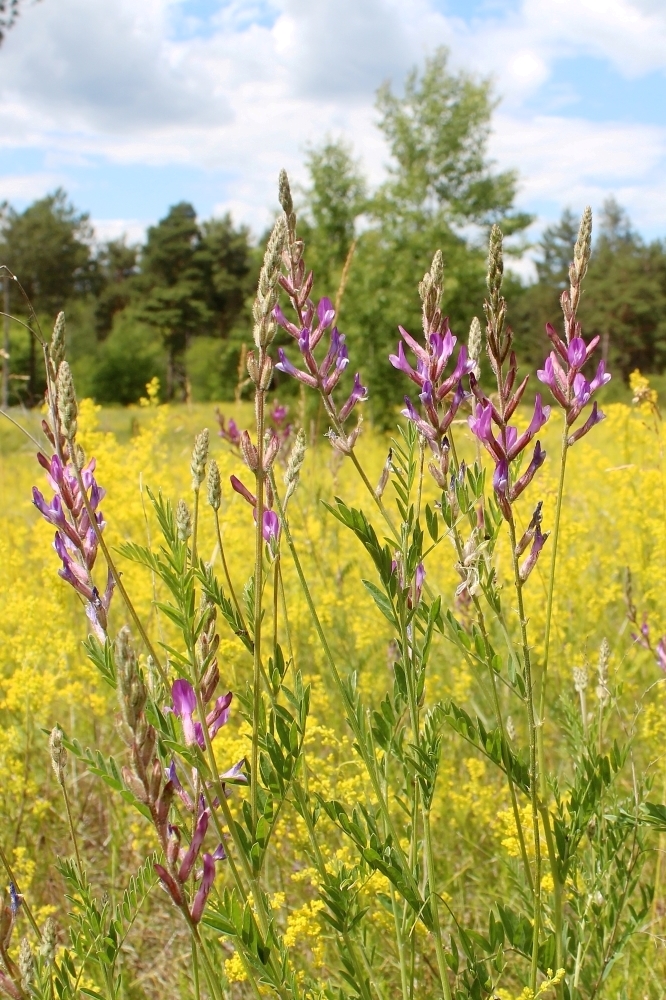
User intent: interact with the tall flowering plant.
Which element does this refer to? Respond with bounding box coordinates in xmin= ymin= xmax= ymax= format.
xmin=2 ymin=177 xmax=665 ymax=1000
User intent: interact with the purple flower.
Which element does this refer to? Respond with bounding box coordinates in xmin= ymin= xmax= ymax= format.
xmin=493 ymin=459 xmax=509 ymax=498
xmin=275 ymin=348 xmax=318 ymax=388
xmin=317 ymin=296 xmax=336 ymax=331
xmin=178 ymin=809 xmax=209 ymax=882
xmin=262 ymin=509 xmax=280 ymax=543
xmin=567 ymin=337 xmax=586 ymax=368
xmin=338 ymin=373 xmax=368 ymax=422
xmin=519 ymin=523 xmax=549 ymax=582
xmin=389 ymin=341 xmax=422 ymax=386
xmin=191 ymin=853 xmax=216 ymax=924
xmin=568 ymin=401 xmax=605 ymax=445
xmin=220 ymin=760 xmax=248 ymax=784
xmin=172 ymin=680 xmax=198 ymax=746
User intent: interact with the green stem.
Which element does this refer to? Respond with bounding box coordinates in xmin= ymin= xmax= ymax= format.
xmin=270 ymin=472 xmax=417 ymax=889
xmin=508 ymin=517 xmax=541 ymax=993
xmin=252 ymin=379 xmax=266 ymax=832
xmin=538 ymin=420 xmax=569 ymax=796
xmin=60 ymin=778 xmax=83 ymax=876
xmin=0 ymin=843 xmax=41 ymax=938
xmin=191 ymin=938 xmax=200 ymax=1000
xmin=423 ymin=810 xmax=453 ymax=1000
xmin=191 ymin=488 xmax=200 ymax=568
xmin=214 ymin=507 xmax=247 ymax=634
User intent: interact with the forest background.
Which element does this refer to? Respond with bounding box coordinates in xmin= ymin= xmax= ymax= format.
xmin=2 ymin=48 xmax=664 ymax=423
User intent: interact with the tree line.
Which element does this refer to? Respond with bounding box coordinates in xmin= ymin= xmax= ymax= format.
xmin=1 ymin=49 xmax=665 ymax=415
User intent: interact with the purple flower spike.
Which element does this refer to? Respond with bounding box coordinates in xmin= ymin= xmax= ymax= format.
xmin=191 ymin=854 xmax=216 ymax=924
xmin=539 ymin=319 xmax=611 ymax=444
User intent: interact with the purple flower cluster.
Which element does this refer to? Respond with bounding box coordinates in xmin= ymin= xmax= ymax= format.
xmin=537 ymin=324 xmax=611 ymax=445
xmin=390 ymin=323 xmax=473 ymax=449
xmin=633 ymin=614 xmax=666 ymax=672
xmin=274 ymin=297 xmax=367 ymax=426
xmin=170 ymin=678 xmax=233 ymax=749
xmin=33 ymin=452 xmax=114 ymax=637
xmin=468 ymin=395 xmax=551 ymax=513
xmin=155 ymin=800 xmax=227 ymax=924
xmin=215 ymin=409 xmax=242 ymax=449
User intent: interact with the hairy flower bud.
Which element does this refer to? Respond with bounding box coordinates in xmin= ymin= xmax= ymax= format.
xmin=375 ymin=448 xmax=392 ymax=499
xmin=597 ymin=637 xmax=611 ymax=705
xmin=50 ymin=312 xmax=66 ymax=374
xmin=418 ymin=250 xmax=443 ymax=334
xmin=49 ymin=726 xmax=67 ymax=784
xmin=240 ymin=431 xmax=258 ymax=471
xmin=573 ymin=666 xmax=588 ymax=693
xmin=116 ymin=626 xmax=147 ymax=732
xmin=253 ymin=215 xmax=287 ymax=348
xmin=278 ymin=168 xmax=293 ymax=218
xmin=573 ymin=206 xmax=592 ymax=285
xmin=207 ymin=459 xmax=221 ymax=511
xmin=191 ymin=429 xmax=209 ymax=491
xmin=56 ymin=361 xmax=78 ymax=441
xmin=40 ymin=918 xmax=56 ymax=965
xmin=486 ymin=225 xmax=504 ymax=298
xmin=284 ymin=429 xmax=306 ymax=501
xmin=176 ymin=499 xmax=192 ymax=542
xmin=19 ymin=938 xmax=34 ymax=992
xmin=259 ymin=355 xmax=274 ymax=390
xmin=468 ymin=316 xmax=482 ymax=378
xmin=246 ymin=350 xmax=260 ymax=384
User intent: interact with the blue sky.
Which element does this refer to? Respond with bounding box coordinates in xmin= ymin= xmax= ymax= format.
xmin=0 ymin=0 xmax=664 ymax=266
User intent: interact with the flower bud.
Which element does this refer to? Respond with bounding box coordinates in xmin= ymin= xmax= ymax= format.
xmin=247 ymin=351 xmax=260 ymax=384
xmin=207 ymin=459 xmax=221 ymax=511
xmin=285 ymin=429 xmax=306 ymax=500
xmin=191 ymin=429 xmax=209 ymax=491
xmin=259 ymin=355 xmax=274 ymax=390
xmin=40 ymin=918 xmax=56 ymax=965
xmin=56 ymin=361 xmax=78 ymax=441
xmin=19 ymin=938 xmax=34 ymax=992
xmin=375 ymin=448 xmax=392 ymax=499
xmin=49 ymin=312 xmax=66 ymax=374
xmin=49 ymin=725 xmax=67 ymax=784
xmin=116 ymin=626 xmax=147 ymax=732
xmin=176 ymin=499 xmax=192 ymax=542
xmin=240 ymin=431 xmax=258 ymax=471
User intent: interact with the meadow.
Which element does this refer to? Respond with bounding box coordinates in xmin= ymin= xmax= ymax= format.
xmin=1 ymin=199 xmax=666 ymax=1000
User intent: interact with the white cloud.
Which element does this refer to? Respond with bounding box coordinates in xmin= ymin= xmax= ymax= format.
xmin=0 ymin=0 xmax=663 ymax=240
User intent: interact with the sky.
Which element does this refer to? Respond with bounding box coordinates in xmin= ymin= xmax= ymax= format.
xmin=0 ymin=0 xmax=665 ymax=268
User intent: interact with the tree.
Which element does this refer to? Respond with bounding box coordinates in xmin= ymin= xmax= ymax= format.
xmin=0 ymin=188 xmax=91 ymax=401
xmin=93 ymin=238 xmax=139 ymax=338
xmin=333 ymin=49 xmax=531 ymax=422
xmin=301 ymin=139 xmax=367 ymax=289
xmin=0 ymin=0 xmax=40 ymax=45
xmin=135 ymin=202 xmax=211 ymax=399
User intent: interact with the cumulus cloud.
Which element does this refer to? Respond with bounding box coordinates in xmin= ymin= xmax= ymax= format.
xmin=0 ymin=0 xmax=664 ymax=239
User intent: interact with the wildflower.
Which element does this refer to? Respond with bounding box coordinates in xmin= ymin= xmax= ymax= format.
xmin=230 ymin=474 xmax=280 ymax=546
xmin=389 ymin=254 xmax=474 ymax=451
xmin=170 ymin=679 xmax=232 ymax=749
xmin=215 ymin=409 xmax=242 ymax=448
xmin=33 ymin=452 xmax=114 ymax=637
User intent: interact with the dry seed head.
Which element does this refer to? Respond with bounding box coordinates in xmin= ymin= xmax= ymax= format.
xmin=176 ymin=499 xmax=192 ymax=542
xmin=19 ymin=938 xmax=34 ymax=991
xmin=207 ymin=459 xmax=221 ymax=510
xmin=49 ymin=726 xmax=67 ymax=784
xmin=191 ymin=428 xmax=209 ymax=491
xmin=56 ymin=360 xmax=78 ymax=441
xmin=49 ymin=312 xmax=66 ymax=373
xmin=40 ymin=918 xmax=56 ymax=964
